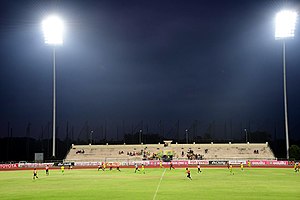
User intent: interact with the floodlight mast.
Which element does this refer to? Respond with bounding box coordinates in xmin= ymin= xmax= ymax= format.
xmin=275 ymin=10 xmax=297 ymax=160
xmin=42 ymin=15 xmax=64 ymax=158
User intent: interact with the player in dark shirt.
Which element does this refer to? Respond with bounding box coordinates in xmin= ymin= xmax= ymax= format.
xmin=169 ymin=161 xmax=175 ymax=170
xmin=33 ymin=168 xmax=38 ymax=180
xmin=134 ymin=163 xmax=140 ymax=173
xmin=45 ymin=165 xmax=49 ymax=175
xmin=197 ymin=163 xmax=202 ymax=173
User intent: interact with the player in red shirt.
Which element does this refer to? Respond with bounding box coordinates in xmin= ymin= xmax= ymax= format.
xmin=186 ymin=168 xmax=192 ymax=180
xmin=116 ymin=163 xmax=121 ymax=172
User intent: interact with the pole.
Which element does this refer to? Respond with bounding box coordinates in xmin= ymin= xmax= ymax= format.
xmin=52 ymin=47 xmax=56 ymax=157
xmin=186 ymin=129 xmax=188 ymax=144
xmin=283 ymin=41 xmax=289 ymax=160
xmin=90 ymin=130 xmax=93 ymax=144
xmin=139 ymin=130 xmax=142 ymax=144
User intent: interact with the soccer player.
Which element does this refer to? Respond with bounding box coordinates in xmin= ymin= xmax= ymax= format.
xmin=45 ymin=165 xmax=49 ymax=176
xmin=134 ymin=163 xmax=140 ymax=173
xmin=295 ymin=163 xmax=299 ymax=172
xmin=102 ymin=162 xmax=106 ymax=171
xmin=141 ymin=164 xmax=145 ymax=174
xmin=247 ymin=160 xmax=251 ymax=168
xmin=186 ymin=168 xmax=192 ymax=180
xmin=97 ymin=163 xmax=101 ymax=171
xmin=197 ymin=163 xmax=202 ymax=173
xmin=159 ymin=160 xmax=163 ymax=168
xmin=229 ymin=164 xmax=234 ymax=175
xmin=61 ymin=165 xmax=65 ymax=174
xmin=227 ymin=162 xmax=230 ymax=169
xmin=116 ymin=164 xmax=121 ymax=172
xmin=240 ymin=162 xmax=244 ymax=171
xmin=33 ymin=168 xmax=38 ymax=180
xmin=169 ymin=161 xmax=175 ymax=170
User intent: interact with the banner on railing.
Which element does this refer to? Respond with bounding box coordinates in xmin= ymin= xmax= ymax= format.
xmin=0 ymin=164 xmax=18 ymax=168
xmin=148 ymin=160 xmax=189 ymax=166
xmin=209 ymin=161 xmax=227 ymax=165
xmin=269 ymin=161 xmax=289 ymax=165
xmin=18 ymin=162 xmax=54 ymax=168
xmin=0 ymin=159 xmax=289 ymax=169
xmin=188 ymin=160 xmax=209 ymax=165
xmin=74 ymin=162 xmax=99 ymax=167
xmin=229 ymin=160 xmax=247 ymax=165
xmin=250 ymin=160 xmax=288 ymax=166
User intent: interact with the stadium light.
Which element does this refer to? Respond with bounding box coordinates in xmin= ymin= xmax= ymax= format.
xmin=42 ymin=15 xmax=64 ymax=158
xmin=275 ymin=10 xmax=297 ymax=40
xmin=42 ymin=16 xmax=64 ymax=45
xmin=275 ymin=10 xmax=297 ymax=160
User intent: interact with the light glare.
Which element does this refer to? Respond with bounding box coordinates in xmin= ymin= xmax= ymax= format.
xmin=42 ymin=16 xmax=64 ymax=45
xmin=275 ymin=10 xmax=297 ymax=39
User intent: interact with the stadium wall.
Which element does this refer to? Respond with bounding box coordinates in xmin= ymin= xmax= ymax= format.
xmin=0 ymin=159 xmax=290 ymax=171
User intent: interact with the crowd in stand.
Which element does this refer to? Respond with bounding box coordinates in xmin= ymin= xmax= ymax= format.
xmin=76 ymin=150 xmax=85 ymax=154
xmin=124 ymin=148 xmax=154 ymax=160
xmin=116 ymin=147 xmax=163 ymax=160
xmin=117 ymin=147 xmax=204 ymax=160
xmin=185 ymin=149 xmax=203 ymax=160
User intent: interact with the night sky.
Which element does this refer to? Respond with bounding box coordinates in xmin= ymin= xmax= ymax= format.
xmin=0 ymin=0 xmax=300 ymax=141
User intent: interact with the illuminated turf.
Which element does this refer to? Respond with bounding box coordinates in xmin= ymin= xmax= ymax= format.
xmin=0 ymin=168 xmax=299 ymax=200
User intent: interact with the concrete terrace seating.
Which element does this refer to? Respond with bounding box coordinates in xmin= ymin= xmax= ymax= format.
xmin=171 ymin=143 xmax=275 ymax=160
xmin=64 ymin=142 xmax=275 ymax=162
xmin=64 ymin=143 xmax=165 ymax=162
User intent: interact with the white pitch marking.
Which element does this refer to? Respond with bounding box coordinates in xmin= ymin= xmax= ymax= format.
xmin=153 ymin=168 xmax=166 ymax=200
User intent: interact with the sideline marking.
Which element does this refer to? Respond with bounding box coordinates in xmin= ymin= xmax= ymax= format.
xmin=153 ymin=168 xmax=166 ymax=200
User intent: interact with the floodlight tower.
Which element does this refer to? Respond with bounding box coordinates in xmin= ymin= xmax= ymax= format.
xmin=139 ymin=130 xmax=142 ymax=144
xmin=244 ymin=129 xmax=248 ymax=143
xmin=42 ymin=15 xmax=64 ymax=158
xmin=185 ymin=129 xmax=188 ymax=144
xmin=275 ymin=10 xmax=297 ymax=160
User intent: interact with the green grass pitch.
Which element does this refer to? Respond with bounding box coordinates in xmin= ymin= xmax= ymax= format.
xmin=0 ymin=167 xmax=299 ymax=200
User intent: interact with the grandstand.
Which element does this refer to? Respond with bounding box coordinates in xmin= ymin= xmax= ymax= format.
xmin=64 ymin=141 xmax=275 ymax=163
